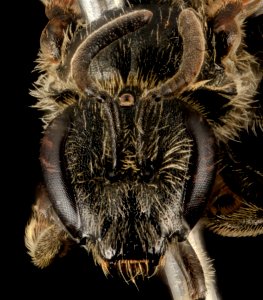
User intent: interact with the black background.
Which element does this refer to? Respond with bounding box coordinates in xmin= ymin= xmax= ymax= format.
xmin=5 ymin=1 xmax=263 ymax=299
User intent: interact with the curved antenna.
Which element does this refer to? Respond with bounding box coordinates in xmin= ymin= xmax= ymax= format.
xmin=71 ymin=10 xmax=153 ymax=94
xmin=146 ymin=8 xmax=205 ymax=98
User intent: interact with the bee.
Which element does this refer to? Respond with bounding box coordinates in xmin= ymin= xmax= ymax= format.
xmin=25 ymin=0 xmax=263 ymax=299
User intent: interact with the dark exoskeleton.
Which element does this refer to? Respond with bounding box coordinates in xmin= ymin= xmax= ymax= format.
xmin=25 ymin=1 xmax=263 ymax=299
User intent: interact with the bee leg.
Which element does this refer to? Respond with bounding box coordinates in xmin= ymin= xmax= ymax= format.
xmin=25 ymin=185 xmax=73 ymax=268
xmin=160 ymin=241 xmax=207 ymax=300
xmin=40 ymin=0 xmax=82 ymax=66
xmin=205 ymin=173 xmax=263 ymax=237
xmin=205 ymin=128 xmax=263 ymax=236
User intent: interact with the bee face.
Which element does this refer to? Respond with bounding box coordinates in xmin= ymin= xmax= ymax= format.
xmin=25 ymin=0 xmax=263 ymax=298
xmin=39 ymin=91 xmax=216 ymax=282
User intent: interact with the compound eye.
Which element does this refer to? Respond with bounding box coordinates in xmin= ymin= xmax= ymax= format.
xmin=119 ymin=93 xmax=135 ymax=107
